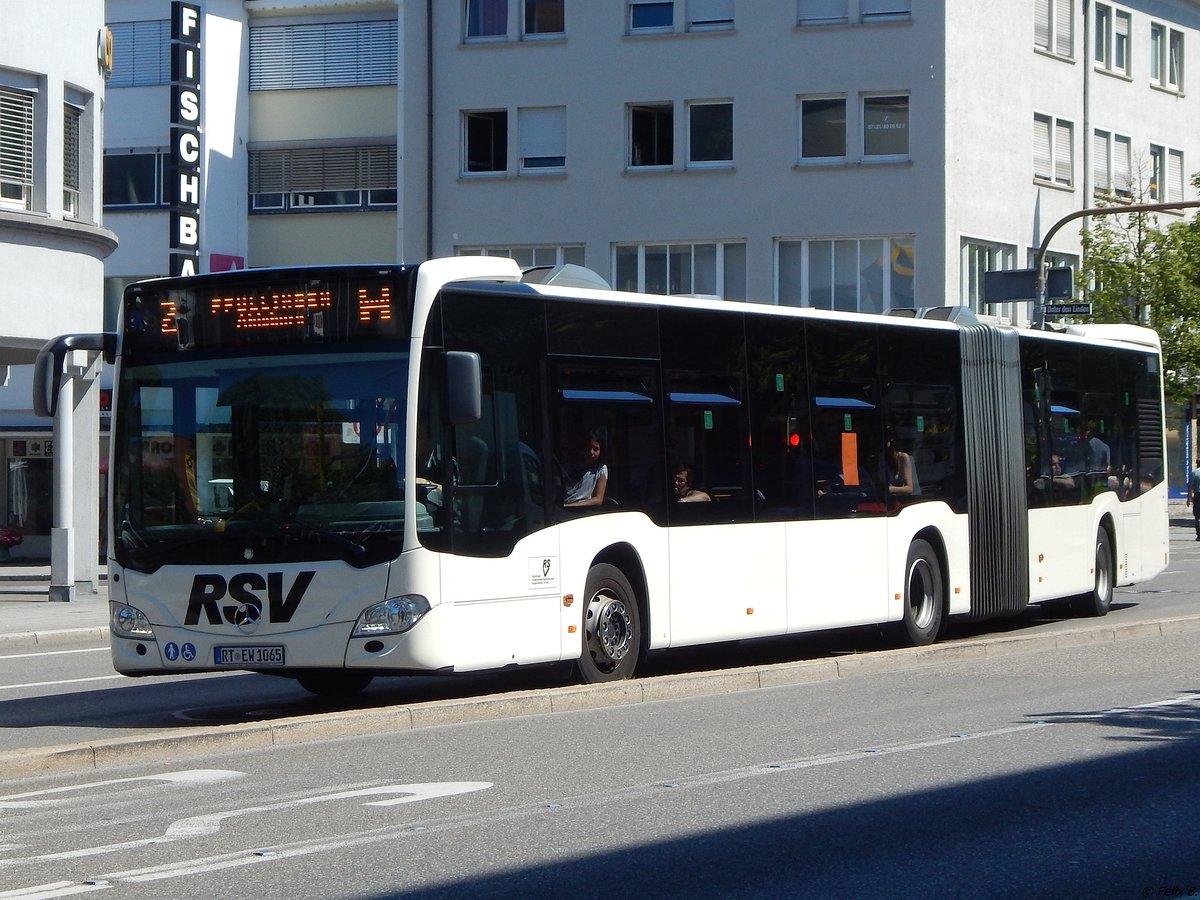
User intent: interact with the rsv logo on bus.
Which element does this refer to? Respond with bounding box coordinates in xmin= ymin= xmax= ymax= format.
xmin=184 ymin=571 xmax=316 ymax=626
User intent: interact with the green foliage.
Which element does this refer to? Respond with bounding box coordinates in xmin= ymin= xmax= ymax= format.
xmin=1078 ymin=177 xmax=1200 ymax=403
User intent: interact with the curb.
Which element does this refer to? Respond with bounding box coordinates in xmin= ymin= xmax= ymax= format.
xmin=0 ymin=627 xmax=108 ymax=649
xmin=5 ymin=612 xmax=1200 ymax=781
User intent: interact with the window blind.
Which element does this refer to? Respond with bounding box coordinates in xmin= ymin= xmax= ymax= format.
xmin=249 ymin=144 xmax=397 ymax=192
xmin=250 ymin=20 xmax=398 ymax=90
xmin=0 ymin=87 xmax=34 ymax=198
xmin=1053 ymin=119 xmax=1072 ymax=184
xmin=107 ymin=21 xmax=170 ymax=87
xmin=1092 ymin=130 xmax=1110 ymax=190
xmin=798 ymin=0 xmax=847 ymax=23
xmin=519 ymin=107 xmax=566 ymax=167
xmin=688 ymin=0 xmax=734 ymax=27
xmin=1033 ymin=115 xmax=1052 ymax=181
xmin=1113 ymin=134 xmax=1131 ymax=192
xmin=63 ymin=104 xmax=81 ymax=191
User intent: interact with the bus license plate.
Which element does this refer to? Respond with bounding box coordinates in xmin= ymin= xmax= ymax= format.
xmin=214 ymin=645 xmax=285 ymax=667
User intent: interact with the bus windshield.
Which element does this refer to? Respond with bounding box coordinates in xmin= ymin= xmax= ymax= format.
xmin=111 ymin=346 xmax=411 ymax=571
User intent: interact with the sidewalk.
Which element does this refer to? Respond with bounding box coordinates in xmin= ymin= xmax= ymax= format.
xmin=0 ymin=564 xmax=109 ymax=648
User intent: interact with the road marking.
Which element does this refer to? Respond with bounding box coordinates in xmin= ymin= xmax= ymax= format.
xmin=8 ymin=782 xmax=492 ymax=866
xmin=0 ymin=648 xmax=109 ymax=662
xmin=0 ymin=771 xmax=245 ymax=810
xmin=0 ymin=675 xmax=124 ymax=694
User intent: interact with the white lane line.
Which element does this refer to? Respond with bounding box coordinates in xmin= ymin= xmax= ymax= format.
xmin=0 ymin=770 xmax=245 ymax=807
xmin=0 ymin=648 xmax=109 ymax=662
xmin=0 ymin=675 xmax=124 ymax=693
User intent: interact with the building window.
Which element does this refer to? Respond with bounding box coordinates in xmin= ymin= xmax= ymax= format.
xmin=457 ymin=245 xmax=585 ymax=269
xmin=798 ymin=0 xmax=847 ymax=26
xmin=800 ymin=96 xmax=846 ymax=160
xmin=250 ymin=20 xmax=398 ymax=90
xmin=687 ymin=101 xmax=732 ymax=166
xmin=1033 ymin=113 xmax=1073 ymax=187
xmin=467 ymin=0 xmax=509 ymax=38
xmin=248 ymin=144 xmax=397 ymax=212
xmin=615 ymin=241 xmax=747 ymax=300
xmin=962 ymin=239 xmax=1015 ymax=314
xmin=103 ymin=150 xmax=169 ymax=208
xmin=1150 ymin=23 xmax=1184 ymax=91
xmin=1092 ymin=129 xmax=1132 ymax=198
xmin=0 ymin=86 xmax=35 ymax=211
xmin=1034 ymin=0 xmax=1073 ymax=58
xmin=106 ymin=20 xmax=170 ymax=87
xmin=860 ymin=0 xmax=910 ymax=22
xmin=1149 ymin=144 xmax=1185 ymax=202
xmin=629 ymin=1 xmax=674 ymax=33
xmin=519 ymin=106 xmax=566 ymax=172
xmin=1094 ymin=4 xmax=1131 ymax=75
xmin=464 ymin=110 xmax=508 ymax=174
xmin=524 ymin=0 xmax=564 ymax=37
xmin=687 ymin=0 xmax=734 ymax=31
xmin=862 ymin=94 xmax=909 ymax=159
xmin=63 ymin=104 xmax=81 ymax=219
xmin=777 ymin=236 xmax=914 ymax=313
xmin=629 ymin=103 xmax=673 ymax=168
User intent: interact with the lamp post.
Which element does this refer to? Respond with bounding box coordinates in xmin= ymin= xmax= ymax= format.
xmin=1033 ymin=200 xmax=1200 ymax=330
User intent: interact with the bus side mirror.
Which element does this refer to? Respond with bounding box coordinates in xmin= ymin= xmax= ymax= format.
xmin=33 ymin=333 xmax=116 ymax=418
xmin=445 ymin=351 xmax=482 ymax=425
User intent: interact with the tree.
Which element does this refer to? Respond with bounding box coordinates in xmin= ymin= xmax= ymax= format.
xmin=1078 ymin=175 xmax=1200 ymax=404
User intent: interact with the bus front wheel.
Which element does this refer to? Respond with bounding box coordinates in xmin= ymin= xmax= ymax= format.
xmin=901 ymin=539 xmax=944 ymax=646
xmin=1070 ymin=527 xmax=1113 ymax=618
xmin=576 ymin=564 xmax=642 ymax=683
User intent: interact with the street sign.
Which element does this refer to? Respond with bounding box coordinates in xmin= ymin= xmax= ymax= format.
xmin=1044 ymin=302 xmax=1092 ymax=317
xmin=982 ymin=267 xmax=1073 ymax=303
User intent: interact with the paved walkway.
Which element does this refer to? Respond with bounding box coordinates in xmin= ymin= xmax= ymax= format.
xmin=0 ymin=565 xmax=109 ymax=648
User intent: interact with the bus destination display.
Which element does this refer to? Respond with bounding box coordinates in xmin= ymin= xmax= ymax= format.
xmin=125 ymin=272 xmax=409 ymax=348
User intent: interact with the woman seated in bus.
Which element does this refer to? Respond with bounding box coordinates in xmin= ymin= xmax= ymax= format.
xmin=673 ymin=463 xmax=711 ymax=503
xmin=886 ymin=430 xmax=921 ymax=498
xmin=562 ymin=431 xmax=609 ymax=508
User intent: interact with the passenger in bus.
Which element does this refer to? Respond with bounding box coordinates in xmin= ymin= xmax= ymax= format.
xmin=673 ymin=463 xmax=711 ymax=502
xmin=562 ymin=431 xmax=609 ymax=508
xmin=886 ymin=430 xmax=921 ymax=497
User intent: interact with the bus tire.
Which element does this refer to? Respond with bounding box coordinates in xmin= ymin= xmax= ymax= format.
xmin=901 ymin=539 xmax=944 ymax=646
xmin=294 ymin=670 xmax=374 ymax=696
xmin=1070 ymin=527 xmax=1113 ymax=618
xmin=576 ymin=563 xmax=642 ymax=683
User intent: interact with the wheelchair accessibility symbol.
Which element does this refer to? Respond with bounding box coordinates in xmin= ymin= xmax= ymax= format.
xmin=181 ymin=642 xmax=196 ymax=661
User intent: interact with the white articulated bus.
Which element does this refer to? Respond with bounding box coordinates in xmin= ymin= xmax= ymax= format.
xmin=34 ymin=257 xmax=1168 ymax=694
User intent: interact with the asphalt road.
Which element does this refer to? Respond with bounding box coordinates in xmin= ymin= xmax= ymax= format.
xmin=2 ymin=617 xmax=1198 ymax=898
xmin=1 ymin=522 xmax=1198 ymax=764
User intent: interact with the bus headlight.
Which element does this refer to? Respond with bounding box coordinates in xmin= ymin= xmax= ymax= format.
xmin=110 ymin=602 xmax=154 ymax=638
xmin=353 ymin=595 xmax=431 ymax=637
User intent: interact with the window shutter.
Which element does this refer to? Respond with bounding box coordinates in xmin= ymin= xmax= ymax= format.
xmin=0 ymin=87 xmax=35 ymax=201
xmin=1168 ymin=149 xmax=1184 ymax=201
xmin=1033 ymin=115 xmax=1052 ymax=180
xmin=688 ymin=0 xmax=734 ymax=27
xmin=1053 ymin=119 xmax=1072 ymax=184
xmin=1113 ymin=134 xmax=1131 ymax=192
xmin=519 ymin=107 xmax=565 ymax=167
xmin=798 ymin=0 xmax=847 ymax=23
xmin=860 ymin=0 xmax=909 ymax=18
xmin=1054 ymin=0 xmax=1072 ymax=55
xmin=1034 ymin=0 xmax=1051 ymax=50
xmin=1092 ymin=130 xmax=1110 ymax=190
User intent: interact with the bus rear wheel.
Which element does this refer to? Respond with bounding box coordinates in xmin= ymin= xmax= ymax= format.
xmin=901 ymin=539 xmax=944 ymax=646
xmin=1070 ymin=527 xmax=1113 ymax=618
xmin=294 ymin=670 xmax=374 ymax=696
xmin=576 ymin=564 xmax=642 ymax=683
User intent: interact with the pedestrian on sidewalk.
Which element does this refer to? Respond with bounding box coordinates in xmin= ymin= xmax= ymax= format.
xmin=1189 ymin=458 xmax=1200 ymax=541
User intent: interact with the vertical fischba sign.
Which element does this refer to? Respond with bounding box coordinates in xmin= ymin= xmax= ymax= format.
xmin=170 ymin=2 xmax=201 ymax=277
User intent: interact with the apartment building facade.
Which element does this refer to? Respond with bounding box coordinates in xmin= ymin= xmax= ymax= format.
xmin=5 ymin=0 xmax=1198 ymax=564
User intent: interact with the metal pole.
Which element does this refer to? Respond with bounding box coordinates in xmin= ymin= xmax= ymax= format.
xmin=1033 ymin=200 xmax=1200 ymax=329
